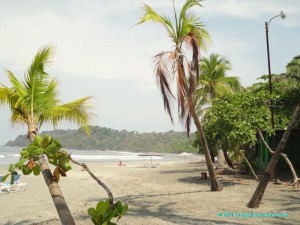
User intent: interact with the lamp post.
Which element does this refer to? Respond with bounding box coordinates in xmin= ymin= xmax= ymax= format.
xmin=265 ymin=11 xmax=286 ymax=183
xmin=265 ymin=11 xmax=286 ymax=130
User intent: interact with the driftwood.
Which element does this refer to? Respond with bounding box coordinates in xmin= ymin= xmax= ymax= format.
xmin=242 ymin=155 xmax=259 ymax=181
xmin=258 ymin=129 xmax=299 ymax=186
xmin=63 ymin=153 xmax=115 ymax=208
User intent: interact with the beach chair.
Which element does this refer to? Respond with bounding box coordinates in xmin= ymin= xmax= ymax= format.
xmin=151 ymin=163 xmax=160 ymax=168
xmin=11 ymin=173 xmax=27 ymax=192
xmin=9 ymin=182 xmax=27 ymax=192
xmin=0 ymin=175 xmax=10 ymax=194
xmin=0 ymin=173 xmax=27 ymax=193
xmin=0 ymin=183 xmax=10 ymax=194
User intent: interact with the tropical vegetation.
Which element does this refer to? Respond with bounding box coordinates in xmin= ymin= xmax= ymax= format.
xmin=247 ymin=55 xmax=300 ymax=208
xmin=6 ymin=126 xmax=197 ymax=153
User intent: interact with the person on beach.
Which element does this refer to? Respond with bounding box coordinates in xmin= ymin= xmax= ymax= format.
xmin=118 ymin=161 xmax=126 ymax=166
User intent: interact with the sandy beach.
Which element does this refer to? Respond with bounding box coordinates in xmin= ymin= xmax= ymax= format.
xmin=0 ymin=161 xmax=299 ymax=225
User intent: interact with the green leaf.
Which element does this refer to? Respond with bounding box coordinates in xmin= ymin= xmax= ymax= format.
xmin=41 ymin=134 xmax=52 ymax=148
xmin=32 ymin=135 xmax=42 ymax=147
xmin=45 ymin=143 xmax=59 ymax=155
xmin=121 ymin=204 xmax=128 ymax=216
xmin=48 ymin=156 xmax=58 ymax=166
xmin=26 ymin=145 xmax=39 ymax=155
xmin=15 ymin=158 xmax=28 ymax=170
xmin=58 ymin=156 xmax=72 ymax=172
xmin=87 ymin=208 xmax=97 ymax=217
xmin=1 ymin=173 xmax=10 ymax=182
xmin=20 ymin=148 xmax=29 ymax=157
xmin=53 ymin=139 xmax=62 ymax=150
xmin=31 ymin=147 xmax=43 ymax=156
xmin=22 ymin=165 xmax=33 ymax=175
xmin=96 ymin=200 xmax=110 ymax=216
xmin=33 ymin=164 xmax=41 ymax=176
xmin=8 ymin=164 xmax=15 ymax=172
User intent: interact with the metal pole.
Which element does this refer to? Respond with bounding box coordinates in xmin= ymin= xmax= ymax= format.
xmin=265 ymin=21 xmax=275 ymax=130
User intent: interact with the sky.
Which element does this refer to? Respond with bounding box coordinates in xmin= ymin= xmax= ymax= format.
xmin=0 ymin=0 xmax=299 ymax=145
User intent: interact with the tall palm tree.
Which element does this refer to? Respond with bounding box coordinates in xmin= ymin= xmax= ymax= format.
xmin=0 ymin=45 xmax=94 ymax=224
xmin=138 ymin=0 xmax=222 ymax=191
xmin=195 ymin=53 xmax=241 ymax=109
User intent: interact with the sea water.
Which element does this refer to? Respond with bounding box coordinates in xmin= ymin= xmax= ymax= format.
xmin=0 ymin=146 xmax=203 ymax=165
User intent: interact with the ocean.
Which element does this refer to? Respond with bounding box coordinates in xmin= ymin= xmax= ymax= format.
xmin=0 ymin=146 xmax=203 ymax=165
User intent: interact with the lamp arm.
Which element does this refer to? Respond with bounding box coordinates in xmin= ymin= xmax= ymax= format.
xmin=267 ymin=14 xmax=281 ymax=27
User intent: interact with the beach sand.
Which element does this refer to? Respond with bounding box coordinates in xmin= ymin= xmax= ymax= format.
xmin=0 ymin=161 xmax=299 ymax=225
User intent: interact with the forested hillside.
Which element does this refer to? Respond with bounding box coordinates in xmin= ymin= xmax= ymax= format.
xmin=5 ymin=126 xmax=197 ymax=153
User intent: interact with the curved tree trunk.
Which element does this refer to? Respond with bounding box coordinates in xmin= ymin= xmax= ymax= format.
xmin=247 ymin=103 xmax=300 ymax=208
xmin=258 ymin=129 xmax=299 ymax=186
xmin=28 ymin=123 xmax=75 ymax=225
xmin=242 ymin=155 xmax=259 ymax=181
xmin=191 ymin=109 xmax=222 ymax=191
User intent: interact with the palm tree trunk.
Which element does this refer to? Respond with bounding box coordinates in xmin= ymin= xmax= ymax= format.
xmin=247 ymin=103 xmax=300 ymax=208
xmin=191 ymin=108 xmax=222 ymax=191
xmin=258 ymin=129 xmax=299 ymax=186
xmin=28 ymin=124 xmax=75 ymax=225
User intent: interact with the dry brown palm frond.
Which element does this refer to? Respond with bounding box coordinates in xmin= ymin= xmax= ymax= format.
xmin=153 ymin=51 xmax=175 ymax=123
xmin=182 ymin=64 xmax=197 ymax=136
xmin=176 ymin=54 xmax=188 ymax=121
xmin=183 ymin=33 xmax=200 ymax=79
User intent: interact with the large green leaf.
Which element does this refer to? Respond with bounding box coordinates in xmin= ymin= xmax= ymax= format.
xmin=45 ymin=142 xmax=59 ymax=155
xmin=33 ymin=164 xmax=41 ymax=176
xmin=22 ymin=165 xmax=33 ymax=175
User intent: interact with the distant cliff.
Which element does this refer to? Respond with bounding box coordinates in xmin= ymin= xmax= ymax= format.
xmin=6 ymin=126 xmax=197 ymax=153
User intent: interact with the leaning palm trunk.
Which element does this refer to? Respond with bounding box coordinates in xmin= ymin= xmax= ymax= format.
xmin=247 ymin=103 xmax=300 ymax=208
xmin=191 ymin=108 xmax=222 ymax=191
xmin=28 ymin=125 xmax=75 ymax=225
xmin=258 ymin=129 xmax=299 ymax=186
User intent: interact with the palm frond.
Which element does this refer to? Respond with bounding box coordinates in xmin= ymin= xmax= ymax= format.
xmin=26 ymin=44 xmax=55 ymax=83
xmin=153 ymin=51 xmax=175 ymax=123
xmin=0 ymin=84 xmax=13 ymax=107
xmin=195 ymin=53 xmax=241 ymax=107
xmin=182 ymin=14 xmax=210 ymax=51
xmin=176 ymin=54 xmax=188 ymax=122
xmin=0 ymin=82 xmax=29 ymax=120
xmin=24 ymin=44 xmax=56 ymax=116
xmin=138 ymin=4 xmax=176 ymax=41
xmin=39 ymin=96 xmax=95 ymax=134
xmin=179 ymin=0 xmax=203 ymax=21
xmin=5 ymin=70 xmax=27 ymax=100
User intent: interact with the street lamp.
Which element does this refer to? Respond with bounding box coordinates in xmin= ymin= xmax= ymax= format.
xmin=265 ymin=11 xmax=287 ymax=130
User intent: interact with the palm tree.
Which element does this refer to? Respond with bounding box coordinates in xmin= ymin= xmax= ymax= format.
xmin=138 ymin=0 xmax=222 ymax=191
xmin=195 ymin=53 xmax=241 ymax=168
xmin=195 ymin=53 xmax=241 ymax=110
xmin=0 ymin=45 xmax=94 ymax=224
